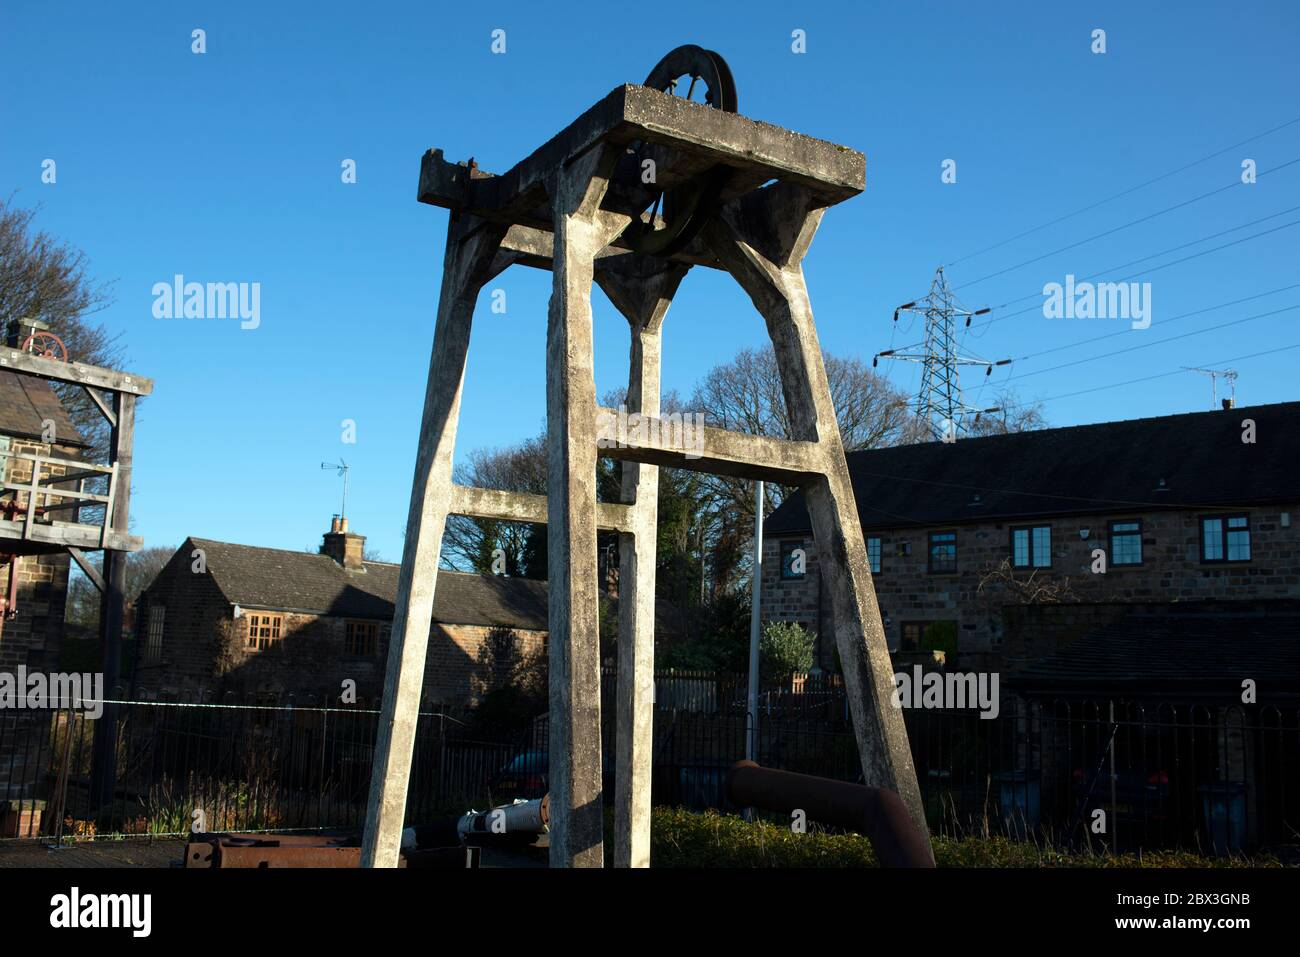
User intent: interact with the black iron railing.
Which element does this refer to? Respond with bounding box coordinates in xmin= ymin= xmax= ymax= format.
xmin=1 ymin=686 xmax=1295 ymax=856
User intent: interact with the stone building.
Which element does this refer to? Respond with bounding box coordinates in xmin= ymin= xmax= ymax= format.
xmin=761 ymin=401 xmax=1300 ymax=676
xmin=133 ymin=517 xmax=556 ymax=707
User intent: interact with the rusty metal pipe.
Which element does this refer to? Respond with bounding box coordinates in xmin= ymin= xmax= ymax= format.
xmin=727 ymin=760 xmax=934 ymax=868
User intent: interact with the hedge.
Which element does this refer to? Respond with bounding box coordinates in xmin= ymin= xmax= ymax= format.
xmin=626 ymin=807 xmax=1281 ymax=868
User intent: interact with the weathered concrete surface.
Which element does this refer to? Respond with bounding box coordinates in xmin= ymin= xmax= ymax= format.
xmin=379 ymin=87 xmax=917 ymax=870
xmin=418 ymin=86 xmax=864 ymax=225
xmin=703 ymin=185 xmax=933 ymax=860
xmin=595 ymin=405 xmax=822 ymax=482
xmin=597 ymin=261 xmax=688 ymax=868
xmin=361 ymin=223 xmax=507 ymax=868
xmin=544 ymin=144 xmax=632 ymax=868
xmin=449 ymin=483 xmax=631 ymax=531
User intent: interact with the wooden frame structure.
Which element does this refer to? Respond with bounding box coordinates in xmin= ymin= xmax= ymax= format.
xmin=0 ymin=344 xmax=152 ymax=804
xmin=363 ymin=84 xmax=930 ymax=867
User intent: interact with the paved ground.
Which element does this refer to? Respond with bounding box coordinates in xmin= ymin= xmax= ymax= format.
xmin=0 ymin=840 xmax=185 ymax=868
xmin=0 ymin=839 xmax=547 ymax=868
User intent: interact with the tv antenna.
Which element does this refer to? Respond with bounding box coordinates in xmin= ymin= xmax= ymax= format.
xmin=1184 ymin=367 xmax=1238 ymax=409
xmin=321 ymin=459 xmax=350 ymax=519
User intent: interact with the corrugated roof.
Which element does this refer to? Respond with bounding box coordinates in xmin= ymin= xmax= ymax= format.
xmin=0 ymin=369 xmax=88 ymax=449
xmin=766 ymin=401 xmax=1300 ymax=535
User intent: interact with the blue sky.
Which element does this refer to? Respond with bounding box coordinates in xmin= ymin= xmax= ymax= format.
xmin=2 ymin=1 xmax=1298 ymax=562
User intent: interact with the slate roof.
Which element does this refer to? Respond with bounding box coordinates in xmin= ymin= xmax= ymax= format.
xmin=187 ymin=537 xmax=549 ymax=629
xmin=765 ymin=401 xmax=1300 ymax=535
xmin=1007 ymin=613 xmax=1300 ymax=696
xmin=0 ymin=369 xmax=88 ymax=449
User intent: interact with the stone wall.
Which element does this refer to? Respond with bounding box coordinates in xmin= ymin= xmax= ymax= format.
xmin=762 ymin=503 xmax=1300 ymax=673
xmin=133 ymin=549 xmax=547 ymax=707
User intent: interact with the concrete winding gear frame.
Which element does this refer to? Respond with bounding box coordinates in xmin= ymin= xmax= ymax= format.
xmin=361 ymin=73 xmax=932 ymax=869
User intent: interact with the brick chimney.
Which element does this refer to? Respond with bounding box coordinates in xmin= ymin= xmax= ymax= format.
xmin=321 ymin=515 xmax=366 ymax=569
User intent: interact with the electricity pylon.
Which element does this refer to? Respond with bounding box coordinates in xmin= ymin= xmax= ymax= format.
xmin=874 ymin=266 xmax=1010 ymax=441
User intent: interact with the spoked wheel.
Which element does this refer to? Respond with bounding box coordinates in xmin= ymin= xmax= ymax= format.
xmin=621 ymin=45 xmax=738 ymax=258
xmin=20 ymin=332 xmax=69 ymax=362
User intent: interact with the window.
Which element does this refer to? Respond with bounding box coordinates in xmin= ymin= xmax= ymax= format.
xmin=1011 ymin=525 xmax=1052 ymax=569
xmin=346 ymin=620 xmax=380 ymax=656
xmin=145 ymin=606 xmax=165 ymax=664
xmin=900 ymin=621 xmax=932 ymax=652
xmin=780 ymin=540 xmax=807 ymax=580
xmin=246 ymin=613 xmax=283 ymax=651
xmin=928 ymin=531 xmax=957 ymax=573
xmin=1201 ymin=514 xmax=1251 ymax=563
xmin=866 ymin=537 xmax=882 ymax=575
xmin=1108 ymin=520 xmax=1143 ymax=566
xmin=900 ymin=620 xmax=958 ymax=654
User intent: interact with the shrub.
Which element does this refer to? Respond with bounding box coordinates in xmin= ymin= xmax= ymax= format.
xmin=759 ymin=621 xmax=815 ymax=682
xmin=640 ymin=808 xmax=1281 ymax=868
xmin=921 ymin=620 xmax=958 ymax=657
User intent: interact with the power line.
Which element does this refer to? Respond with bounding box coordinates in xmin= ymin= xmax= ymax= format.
xmin=1003 ymin=341 xmax=1300 ymax=408
xmin=968 ymin=216 xmax=1300 ymax=331
xmin=981 ymin=204 xmax=1300 ymax=317
xmin=1001 ymin=303 xmax=1300 ymax=383
xmin=951 ymin=156 xmax=1300 ymax=292
xmin=947 ymin=115 xmax=1300 ymax=267
xmin=1007 ymin=282 xmax=1300 ymax=364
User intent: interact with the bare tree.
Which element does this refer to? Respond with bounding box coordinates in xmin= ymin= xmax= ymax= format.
xmin=687 ymin=345 xmax=919 ymax=593
xmin=975 ymin=557 xmax=1081 ymax=605
xmin=688 ymin=345 xmax=919 ymax=455
xmin=441 ymin=436 xmax=548 ymax=574
xmin=65 ymin=545 xmax=175 ymax=629
xmin=967 ymin=389 xmax=1048 ymax=436
xmin=0 ymin=195 xmax=124 ymax=457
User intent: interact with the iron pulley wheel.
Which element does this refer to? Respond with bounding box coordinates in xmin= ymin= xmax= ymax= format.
xmin=20 ymin=331 xmax=69 ymax=362
xmin=620 ymin=45 xmax=738 ymax=258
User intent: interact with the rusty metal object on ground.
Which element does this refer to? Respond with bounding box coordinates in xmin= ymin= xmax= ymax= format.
xmin=184 ymin=794 xmax=548 ymax=867
xmin=184 ymin=834 xmax=361 ymax=868
xmin=183 ymin=832 xmax=478 ymax=869
xmin=727 ymin=760 xmax=935 ymax=868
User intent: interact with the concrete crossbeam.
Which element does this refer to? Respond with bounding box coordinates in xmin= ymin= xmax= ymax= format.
xmin=595 ymin=406 xmax=824 ymax=483
xmin=449 ymin=483 xmax=631 ymax=532
xmin=418 ymin=85 xmax=864 ymax=227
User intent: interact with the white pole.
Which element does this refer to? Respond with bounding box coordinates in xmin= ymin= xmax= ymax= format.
xmin=746 ymin=481 xmax=763 ymax=763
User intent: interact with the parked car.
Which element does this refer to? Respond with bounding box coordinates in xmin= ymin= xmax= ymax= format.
xmin=488 ymin=750 xmax=549 ymax=800
xmin=487 ymin=750 xmax=615 ymax=803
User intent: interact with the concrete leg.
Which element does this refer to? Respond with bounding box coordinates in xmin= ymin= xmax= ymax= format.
xmin=597 ymin=262 xmax=689 ymax=867
xmin=704 ymin=187 xmax=932 ymax=857
xmin=362 ymin=222 xmax=507 ymax=868
xmin=545 ymin=146 xmax=631 ymax=867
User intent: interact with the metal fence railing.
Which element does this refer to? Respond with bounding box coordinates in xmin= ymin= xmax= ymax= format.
xmin=2 ymin=687 xmax=1295 ymax=856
